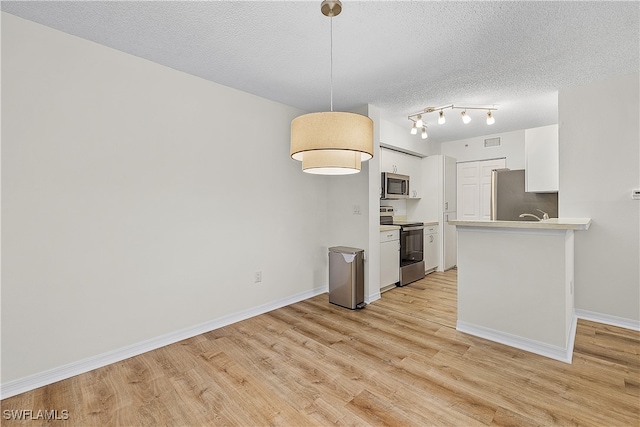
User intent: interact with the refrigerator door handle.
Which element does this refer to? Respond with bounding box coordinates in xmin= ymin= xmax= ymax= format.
xmin=490 ymin=170 xmax=498 ymax=220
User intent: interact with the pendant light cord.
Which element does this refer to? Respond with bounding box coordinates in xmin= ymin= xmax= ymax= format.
xmin=330 ymin=16 xmax=333 ymax=112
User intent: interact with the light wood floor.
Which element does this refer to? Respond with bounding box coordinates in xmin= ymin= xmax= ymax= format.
xmin=2 ymin=270 xmax=639 ymax=426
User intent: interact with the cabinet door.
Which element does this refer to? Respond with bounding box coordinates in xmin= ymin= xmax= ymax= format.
xmin=443 ymin=156 xmax=457 ymax=212
xmin=423 ymin=229 xmax=439 ymax=272
xmin=443 ymin=212 xmax=457 ymax=270
xmin=380 ymin=148 xmax=393 ymax=173
xmin=405 ymin=155 xmax=422 ymax=198
xmin=381 ymin=148 xmax=422 ymax=198
xmin=457 ymin=162 xmax=480 ymax=220
xmin=525 ymin=124 xmax=559 ymax=192
xmin=380 ymin=148 xmax=404 ymax=174
xmin=380 ymin=239 xmax=400 ymax=289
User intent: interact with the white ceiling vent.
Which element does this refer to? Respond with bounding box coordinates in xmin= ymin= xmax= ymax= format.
xmin=484 ymin=137 xmax=501 ymax=148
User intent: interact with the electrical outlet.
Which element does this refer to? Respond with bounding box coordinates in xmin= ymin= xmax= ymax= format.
xmin=353 ymin=205 xmax=361 ymax=215
xmin=254 ymin=271 xmax=262 ymax=283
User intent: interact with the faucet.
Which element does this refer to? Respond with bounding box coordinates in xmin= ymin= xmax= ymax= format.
xmin=518 ymin=209 xmax=550 ymax=221
xmin=537 ymin=209 xmax=550 ymax=220
xmin=519 ymin=213 xmax=542 ymax=221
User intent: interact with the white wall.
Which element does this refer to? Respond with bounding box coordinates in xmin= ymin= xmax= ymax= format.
xmin=366 ymin=105 xmax=383 ymax=302
xmin=440 ymin=129 xmax=527 ymax=170
xmin=559 ymin=72 xmax=640 ymax=322
xmin=326 ymin=164 xmax=371 ymax=293
xmin=323 ymin=104 xmax=379 ymax=302
xmin=1 ymin=13 xmax=332 ymax=383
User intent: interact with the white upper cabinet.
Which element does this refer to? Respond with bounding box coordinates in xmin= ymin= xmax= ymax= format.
xmin=380 ymin=147 xmax=403 ymax=174
xmin=380 ymin=148 xmax=422 ymax=198
xmin=404 ymin=155 xmax=422 ymax=199
xmin=525 ymin=124 xmax=559 ymax=193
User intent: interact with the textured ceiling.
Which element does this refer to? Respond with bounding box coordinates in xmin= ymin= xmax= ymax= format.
xmin=2 ymin=1 xmax=639 ymax=143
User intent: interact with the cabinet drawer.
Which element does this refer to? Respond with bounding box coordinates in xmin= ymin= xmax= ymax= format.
xmin=424 ymin=226 xmax=437 ymax=233
xmin=380 ymin=230 xmax=399 ymax=243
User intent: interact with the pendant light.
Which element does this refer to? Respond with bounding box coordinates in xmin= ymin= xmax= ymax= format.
xmin=290 ymin=0 xmax=374 ymax=175
xmin=461 ymin=110 xmax=472 ymax=124
xmin=486 ymin=111 xmax=495 ymax=125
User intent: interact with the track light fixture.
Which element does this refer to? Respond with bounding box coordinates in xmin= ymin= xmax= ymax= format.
xmin=407 ymin=104 xmax=498 ymax=136
xmin=421 ymin=126 xmax=428 ymax=139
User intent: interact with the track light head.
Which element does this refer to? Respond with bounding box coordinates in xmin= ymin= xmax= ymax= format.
xmin=461 ymin=110 xmax=472 ymax=124
xmin=486 ymin=111 xmax=495 ymax=125
xmin=410 ymin=122 xmax=418 ymax=134
xmin=415 ymin=114 xmax=423 ymax=128
xmin=421 ymin=126 xmax=428 ymax=139
xmin=438 ymin=110 xmax=446 ymax=125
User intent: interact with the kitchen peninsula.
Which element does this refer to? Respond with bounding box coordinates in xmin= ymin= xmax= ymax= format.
xmin=449 ymin=218 xmax=591 ymax=363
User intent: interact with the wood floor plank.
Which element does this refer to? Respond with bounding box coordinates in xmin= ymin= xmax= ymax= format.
xmin=2 ymin=269 xmax=638 ymax=426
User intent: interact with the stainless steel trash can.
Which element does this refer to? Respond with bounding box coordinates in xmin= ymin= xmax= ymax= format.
xmin=328 ymin=246 xmax=365 ymax=309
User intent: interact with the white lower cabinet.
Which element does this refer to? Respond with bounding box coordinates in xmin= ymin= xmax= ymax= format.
xmin=380 ymin=229 xmax=400 ymax=291
xmin=424 ymin=225 xmax=439 ymax=273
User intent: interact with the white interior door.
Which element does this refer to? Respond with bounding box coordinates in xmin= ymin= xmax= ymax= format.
xmin=457 ymin=159 xmax=507 ymax=221
xmin=457 ymin=162 xmax=480 ymax=220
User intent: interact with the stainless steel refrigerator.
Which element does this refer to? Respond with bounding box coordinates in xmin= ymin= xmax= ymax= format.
xmin=490 ymin=169 xmax=558 ymax=220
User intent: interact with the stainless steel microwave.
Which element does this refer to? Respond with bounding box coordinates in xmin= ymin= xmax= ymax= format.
xmin=381 ymin=172 xmax=410 ymax=199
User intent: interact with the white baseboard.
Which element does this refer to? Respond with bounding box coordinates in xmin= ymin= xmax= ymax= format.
xmin=379 ymin=283 xmax=397 ymax=294
xmin=456 ymin=314 xmax=578 ymax=364
xmin=0 ymin=286 xmax=327 ymax=400
xmin=366 ymin=292 xmax=381 ymax=304
xmin=575 ymin=309 xmax=640 ymax=331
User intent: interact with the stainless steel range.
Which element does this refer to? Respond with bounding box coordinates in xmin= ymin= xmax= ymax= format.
xmin=380 ymin=207 xmax=425 ymax=286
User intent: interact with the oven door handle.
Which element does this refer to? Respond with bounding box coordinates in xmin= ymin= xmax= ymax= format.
xmin=402 ymin=226 xmax=424 ymax=231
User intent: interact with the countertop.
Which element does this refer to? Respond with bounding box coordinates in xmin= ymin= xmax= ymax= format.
xmin=449 ymin=218 xmax=591 ymax=231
